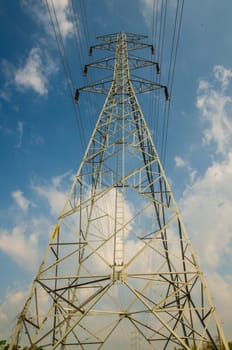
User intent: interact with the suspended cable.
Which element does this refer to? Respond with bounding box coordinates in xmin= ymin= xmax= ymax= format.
xmin=152 ymin=0 xmax=161 ymax=146
xmin=68 ymin=0 xmax=85 ymax=69
xmin=68 ymin=0 xmax=103 ymax=187
xmin=80 ymin=0 xmax=91 ymax=51
xmin=70 ymin=0 xmax=100 ymax=134
xmin=151 ymin=0 xmax=167 ymax=153
xmin=50 ymin=0 xmax=75 ymax=88
xmin=68 ymin=0 xmax=95 ymax=134
xmin=157 ymin=0 xmax=168 ymax=156
xmin=45 ymin=0 xmax=86 ymax=151
xmin=161 ymin=0 xmax=185 ymax=166
xmin=148 ymin=0 xmax=157 ymax=135
xmin=149 ymin=0 xmax=184 ymax=166
xmin=49 ymin=0 xmax=99 ymax=189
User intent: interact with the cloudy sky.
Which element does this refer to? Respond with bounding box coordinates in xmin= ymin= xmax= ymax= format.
xmin=0 ymin=0 xmax=232 ymax=341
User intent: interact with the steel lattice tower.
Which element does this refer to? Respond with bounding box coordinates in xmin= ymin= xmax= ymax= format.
xmin=10 ymin=33 xmax=228 ymax=350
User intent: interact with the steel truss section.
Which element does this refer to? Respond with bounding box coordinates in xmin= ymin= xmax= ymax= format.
xmin=10 ymin=32 xmax=228 ymax=350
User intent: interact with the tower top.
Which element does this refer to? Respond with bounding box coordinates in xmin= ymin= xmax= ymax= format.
xmin=75 ymin=32 xmax=168 ymax=103
xmin=96 ymin=32 xmax=148 ymax=42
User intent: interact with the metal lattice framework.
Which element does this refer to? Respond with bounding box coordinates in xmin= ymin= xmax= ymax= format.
xmin=10 ymin=32 xmax=228 ymax=350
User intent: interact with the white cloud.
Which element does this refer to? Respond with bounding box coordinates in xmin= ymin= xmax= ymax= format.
xmin=0 ymin=206 xmax=52 ymax=275
xmin=22 ymin=0 xmax=73 ymax=40
xmin=182 ymin=65 xmax=232 ymax=269
xmin=32 ymin=172 xmax=72 ymax=217
xmin=181 ymin=153 xmax=232 ymax=270
xmin=0 ymin=286 xmax=51 ymax=343
xmin=0 ymin=288 xmax=28 ymax=337
xmin=174 ymin=155 xmax=187 ymax=168
xmin=213 ymin=65 xmax=232 ymax=90
xmin=1 ymin=0 xmax=71 ymax=99
xmin=174 ymin=155 xmax=197 ymax=184
xmin=52 ymin=170 xmax=73 ymax=187
xmin=14 ymin=47 xmax=56 ymax=95
xmin=34 ymin=185 xmax=67 ymax=217
xmin=11 ymin=190 xmax=30 ymax=212
xmin=205 ymin=272 xmax=232 ymax=336
xmin=198 ymin=79 xmax=211 ymax=91
xmin=0 ymin=226 xmax=39 ymax=269
xmin=139 ymin=0 xmax=160 ymax=25
xmin=48 ymin=0 xmax=73 ymax=39
xmin=179 ymin=65 xmax=232 ymax=338
xmin=196 ymin=65 xmax=232 ymax=155
xmin=140 ymin=0 xmax=178 ymax=27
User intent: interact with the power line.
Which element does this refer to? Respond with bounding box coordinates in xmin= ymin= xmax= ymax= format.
xmin=152 ymin=0 xmax=167 ymax=153
xmin=45 ymin=0 xmax=86 ymax=151
xmin=68 ymin=0 xmax=85 ymax=70
xmin=71 ymin=0 xmax=100 ymax=134
xmin=161 ymin=0 xmax=185 ymax=165
xmin=149 ymin=0 xmax=185 ymax=166
xmin=80 ymin=0 xmax=91 ymax=51
xmin=68 ymin=0 xmax=96 ymax=134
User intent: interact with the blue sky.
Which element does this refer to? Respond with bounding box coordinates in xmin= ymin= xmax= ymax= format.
xmin=0 ymin=0 xmax=232 ymax=340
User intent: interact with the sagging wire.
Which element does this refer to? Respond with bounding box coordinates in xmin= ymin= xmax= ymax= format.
xmin=149 ymin=0 xmax=184 ymax=167
xmin=71 ymin=0 xmax=100 ymax=134
xmin=160 ymin=0 xmax=185 ymax=166
xmin=45 ymin=0 xmax=86 ymax=152
xmin=150 ymin=0 xmax=168 ymax=154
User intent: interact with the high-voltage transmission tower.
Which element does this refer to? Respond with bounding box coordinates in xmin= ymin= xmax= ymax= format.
xmin=10 ymin=33 xmax=228 ymax=350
